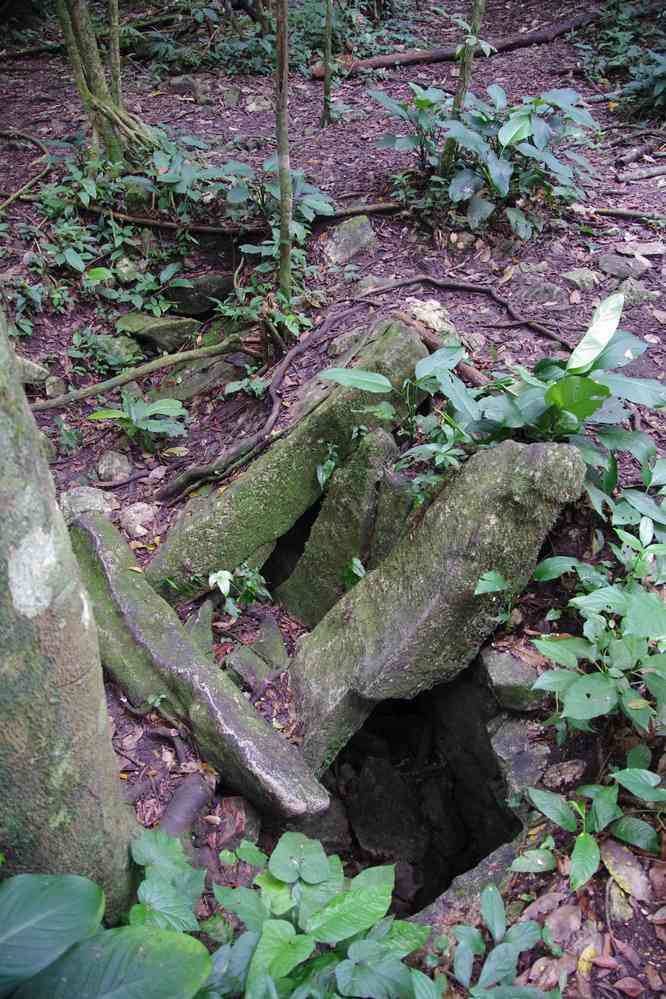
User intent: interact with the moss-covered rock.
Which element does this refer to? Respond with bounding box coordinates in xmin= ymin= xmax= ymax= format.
xmin=145 ymin=319 xmax=427 ymax=601
xmin=117 ymin=313 xmax=201 ymax=353
xmin=275 ymin=430 xmax=398 ymax=627
xmin=480 ymin=645 xmax=549 ymax=713
xmin=324 ymin=216 xmax=376 ymax=266
xmin=70 ymin=513 xmax=329 ymax=819
xmin=167 ymin=272 xmax=234 ymax=315
xmin=290 ymin=441 xmax=586 ymax=773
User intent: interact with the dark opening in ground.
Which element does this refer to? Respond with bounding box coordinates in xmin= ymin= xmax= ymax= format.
xmin=262 ymin=499 xmax=323 ymax=590
xmin=315 ymin=665 xmax=521 ymax=913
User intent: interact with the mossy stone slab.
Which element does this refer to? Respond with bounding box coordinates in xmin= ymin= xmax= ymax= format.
xmin=70 ymin=513 xmax=329 ymax=819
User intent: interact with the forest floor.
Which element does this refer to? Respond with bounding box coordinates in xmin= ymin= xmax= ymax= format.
xmin=2 ymin=0 xmax=666 ymax=994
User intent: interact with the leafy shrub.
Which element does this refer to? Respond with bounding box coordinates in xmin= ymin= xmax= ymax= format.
xmin=209 ymin=563 xmax=272 ymax=620
xmin=373 ymin=85 xmax=598 ymax=237
xmin=69 ymin=327 xmax=143 ymax=375
xmin=89 ymin=393 xmax=188 ymax=441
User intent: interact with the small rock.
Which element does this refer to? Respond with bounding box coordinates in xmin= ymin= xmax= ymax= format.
xmin=618 ymin=277 xmax=661 ymax=309
xmin=405 ymin=297 xmax=458 ymax=336
xmin=449 ymin=231 xmax=476 ymax=254
xmin=226 ymin=645 xmax=273 ymax=690
xmin=115 ymin=257 xmax=140 ymax=284
xmin=250 ymin=615 xmax=289 ymax=670
xmin=16 ymin=355 xmax=49 ymax=384
xmin=324 ymin=216 xmax=376 ymax=266
xmin=245 ymin=95 xmax=272 ymax=112
xmin=94 ymin=334 xmax=142 ymax=366
xmin=221 ymin=86 xmax=241 ymax=107
xmin=481 ymin=647 xmax=548 ymax=712
xmin=542 ymin=759 xmax=587 ymax=790
xmin=97 ymin=450 xmax=132 ymax=483
xmin=167 ymin=272 xmax=234 ymax=316
xmin=616 ymin=240 xmax=665 ymax=257
xmin=598 ymin=252 xmax=650 ymax=280
xmin=490 ymin=716 xmax=550 ymax=797
xmin=185 ymin=598 xmax=215 ymax=655
xmin=562 ymin=268 xmax=600 ymax=291
xmin=513 ymin=271 xmax=569 ymax=310
xmin=120 ymin=502 xmax=156 ymax=538
xmin=169 ymin=75 xmax=207 ymax=103
xmin=60 ymin=486 xmax=119 ymax=524
xmin=116 ymin=313 xmax=201 ymax=353
xmin=45 ymin=375 xmax=66 ymax=398
xmin=216 ymin=795 xmax=261 ymax=852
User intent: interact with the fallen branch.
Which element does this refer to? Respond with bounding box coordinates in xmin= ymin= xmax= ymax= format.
xmin=590 ymin=207 xmax=666 ymax=222
xmin=618 ymin=164 xmax=666 ymax=182
xmin=0 ymin=131 xmax=51 ymax=213
xmin=311 ymin=11 xmax=602 ymax=78
xmin=616 ymin=134 xmax=666 ymax=166
xmin=156 ymin=301 xmax=380 ymax=501
xmin=30 ymin=337 xmax=239 ymax=412
xmin=81 ymin=203 xmax=268 ymax=238
xmin=355 ymin=274 xmax=570 ymax=348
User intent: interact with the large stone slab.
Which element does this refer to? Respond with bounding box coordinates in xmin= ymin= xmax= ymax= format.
xmin=275 ymin=430 xmax=398 ymax=627
xmin=145 ymin=319 xmax=427 ymax=601
xmin=70 ymin=513 xmax=329 ymax=820
xmin=290 ymin=441 xmax=585 ymax=772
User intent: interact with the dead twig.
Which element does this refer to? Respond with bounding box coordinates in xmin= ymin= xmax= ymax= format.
xmin=618 ymin=164 xmax=666 ymax=182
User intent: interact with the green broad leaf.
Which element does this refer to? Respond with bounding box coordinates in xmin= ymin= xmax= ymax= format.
xmin=570 ymin=832 xmax=600 ymax=891
xmin=480 ymin=884 xmax=505 ymax=944
xmin=367 ymin=916 xmax=430 ymax=958
xmin=567 ymin=294 xmax=624 ymax=374
xmin=593 ymin=371 xmax=666 ymax=409
xmin=351 ymin=865 xmax=395 ymax=891
xmin=369 ymin=89 xmax=410 ymax=118
xmin=612 ymin=768 xmax=666 ymax=802
xmin=531 ymin=636 xmax=591 ymax=669
xmin=453 ymin=944 xmax=474 ymax=988
xmin=237 ymin=841 xmax=268 ymax=869
xmin=410 ymin=967 xmax=445 ymax=999
xmin=498 ymin=113 xmax=533 ymax=147
xmin=0 ymin=875 xmax=104 ymax=997
xmin=296 ymin=855 xmax=344 ymax=930
xmin=505 ymin=206 xmax=533 ymax=240
xmin=531 ymin=114 xmax=552 ymax=150
xmin=545 ymin=375 xmax=610 ymax=420
xmin=448 ymin=169 xmax=483 ymax=203
xmin=14 ymin=926 xmax=211 ymax=999
xmin=620 ymin=688 xmax=653 ymax=733
xmin=593 ymin=330 xmax=647 ymax=371
xmin=627 ymin=744 xmax=652 ymax=770
xmin=533 ymin=556 xmax=587 ymax=582
xmin=205 ymin=931 xmax=259 ymax=996
xmin=268 ymin=833 xmax=329 ymax=886
xmin=467 ymin=193 xmax=495 ymax=228
xmin=527 ymin=787 xmax=578 ymax=832
xmin=304 ymin=884 xmax=392 ymax=944
xmin=610 ymin=816 xmax=660 ymax=854
xmin=569 ymin=586 xmax=627 ymax=617
xmin=589 ymin=785 xmax=622 ymax=834
xmin=246 ymin=920 xmax=315 ymax=997
xmin=477 ymin=942 xmax=519 ymax=989
xmin=649 ymin=458 xmax=666 ymax=487
xmin=63 ymin=247 xmax=85 ymax=272
xmin=131 ymin=829 xmax=191 ymax=876
xmin=415 ymin=346 xmax=466 ymax=380
xmin=622 ymin=489 xmax=666 ymax=526
xmin=318 ymin=368 xmax=392 ymax=394
xmin=442 ymin=120 xmax=491 ymax=156
xmin=86 ymin=267 xmax=114 ymax=284
xmin=598 ymin=429 xmax=656 ymax=468
xmin=562 ymin=673 xmax=619 ymax=721
xmin=217 ymin=161 xmax=256 ymax=177
xmin=334 ymin=940 xmax=412 ymax=999
xmin=133 ymin=875 xmax=199 ymax=932
xmin=253 ymin=872 xmax=294 ymax=917
xmin=227 ymin=184 xmax=251 ymax=205
xmin=623 ymin=588 xmax=666 ymax=639
xmin=453 ymin=925 xmax=485 ymax=955
xmin=141 ymin=398 xmax=188 ymax=419
xmin=435 ymin=369 xmax=481 ymax=421
xmin=213 ymin=886 xmax=270 ymax=933
xmin=531 ymin=670 xmax=578 ymax=694
xmin=510 ymin=849 xmax=557 ymax=874
xmin=486 ymin=152 xmax=513 ymax=197
xmin=474 ymin=570 xmax=510 ymax=595
xmin=88 ymin=408 xmax=125 ymax=422
xmin=487 ymin=84 xmax=507 ymax=110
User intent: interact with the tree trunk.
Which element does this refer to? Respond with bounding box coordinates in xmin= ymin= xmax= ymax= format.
xmin=0 ymin=310 xmax=137 ymax=924
xmin=275 ymin=0 xmax=293 ymax=303
xmin=55 ymin=0 xmax=157 ymax=161
xmin=108 ymin=0 xmax=122 ymax=108
xmin=320 ymin=0 xmax=333 ymax=127
xmin=440 ymin=0 xmax=486 ymax=176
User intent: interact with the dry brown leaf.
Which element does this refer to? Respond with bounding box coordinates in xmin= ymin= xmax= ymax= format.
xmin=613 ymin=976 xmax=644 ymax=996
xmin=645 ymin=965 xmax=663 ymax=990
xmin=545 ymin=903 xmax=582 ymax=945
xmin=614 ymin=938 xmax=642 ymax=968
xmin=647 ymin=904 xmax=666 ymax=924
xmin=601 ymin=841 xmax=652 ymax=901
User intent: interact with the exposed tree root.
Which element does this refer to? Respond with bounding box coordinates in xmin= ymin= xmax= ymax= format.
xmin=30 ymin=337 xmax=240 ymax=412
xmin=618 ymin=164 xmax=666 ymax=183
xmin=355 ymin=274 xmax=570 ymax=348
xmin=159 ymin=774 xmax=213 ymax=839
xmin=150 ymin=726 xmax=189 ymax=767
xmin=0 ymin=131 xmax=51 ymax=213
xmin=81 ymin=204 xmax=268 ymax=238
xmin=311 ymin=11 xmax=602 ymax=78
